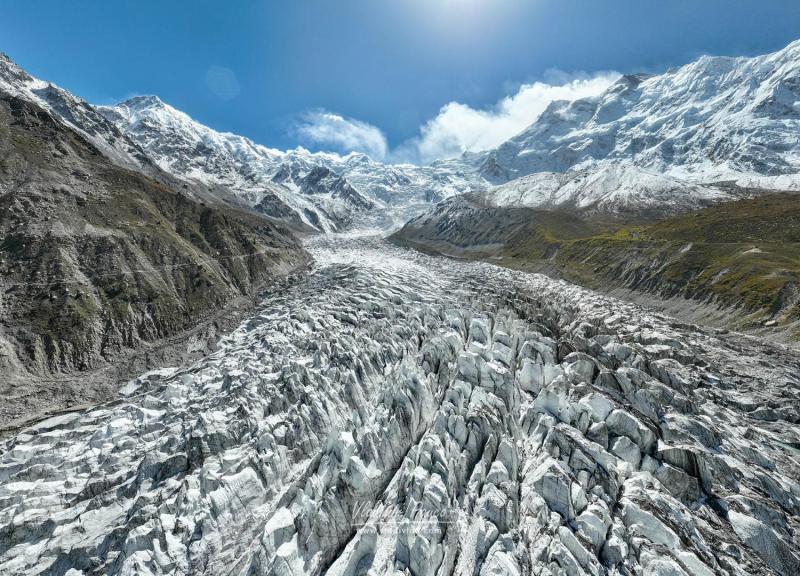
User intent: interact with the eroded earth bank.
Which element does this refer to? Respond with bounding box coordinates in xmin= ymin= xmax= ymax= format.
xmin=1 ymin=236 xmax=799 ymax=576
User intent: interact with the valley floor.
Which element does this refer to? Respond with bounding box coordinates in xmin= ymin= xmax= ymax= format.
xmin=1 ymin=236 xmax=799 ymax=575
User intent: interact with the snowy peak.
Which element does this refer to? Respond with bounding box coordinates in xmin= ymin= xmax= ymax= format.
xmin=99 ymin=93 xmax=293 ymax=215
xmin=120 ymin=94 xmax=166 ymax=109
xmin=99 ymin=95 xmax=284 ymax=181
xmin=481 ymin=40 xmax=800 ymax=187
xmin=0 ymin=51 xmax=34 ymax=87
xmin=100 ymin=92 xmax=393 ymax=232
xmin=100 ymin=93 xmax=482 ymax=231
xmin=101 ymin=95 xmax=168 ymax=125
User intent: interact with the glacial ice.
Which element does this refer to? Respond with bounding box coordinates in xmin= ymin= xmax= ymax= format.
xmin=1 ymin=236 xmax=799 ymax=575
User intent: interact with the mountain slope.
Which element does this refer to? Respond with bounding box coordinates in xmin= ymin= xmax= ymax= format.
xmin=0 ymin=89 xmax=309 ymax=430
xmin=482 ymin=41 xmax=800 ymax=191
xmin=484 ymin=164 xmax=739 ymax=218
xmin=0 ymin=53 xmax=152 ymax=172
xmin=392 ymin=191 xmax=800 ymax=340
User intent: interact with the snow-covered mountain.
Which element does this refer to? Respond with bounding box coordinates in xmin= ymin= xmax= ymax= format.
xmin=5 ymin=39 xmax=800 ymax=229
xmin=99 ymin=96 xmax=482 ymax=231
xmin=0 ymin=53 xmax=481 ymax=233
xmin=481 ymin=40 xmax=800 ymax=195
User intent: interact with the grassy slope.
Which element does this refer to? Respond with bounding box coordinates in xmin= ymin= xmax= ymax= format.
xmin=394 ymin=193 xmax=800 ymax=339
xmin=547 ymin=194 xmax=800 ymax=325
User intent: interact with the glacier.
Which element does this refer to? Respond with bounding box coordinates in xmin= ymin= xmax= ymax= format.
xmin=1 ymin=236 xmax=798 ymax=575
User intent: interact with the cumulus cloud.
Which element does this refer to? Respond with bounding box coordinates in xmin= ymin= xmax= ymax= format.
xmin=294 ymin=111 xmax=389 ymax=160
xmin=403 ymin=71 xmax=620 ymax=164
xmin=293 ymin=70 xmax=619 ymax=164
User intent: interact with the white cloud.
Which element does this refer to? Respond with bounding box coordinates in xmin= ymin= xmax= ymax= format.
xmin=294 ymin=111 xmax=389 ymax=160
xmin=404 ymin=71 xmax=620 ymax=163
xmin=293 ymin=71 xmax=620 ymax=164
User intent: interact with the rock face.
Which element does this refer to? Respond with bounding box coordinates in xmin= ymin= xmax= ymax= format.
xmin=0 ymin=89 xmax=310 ymax=429
xmin=264 ymin=164 xmax=376 ymax=231
xmin=1 ymin=236 xmax=798 ymax=576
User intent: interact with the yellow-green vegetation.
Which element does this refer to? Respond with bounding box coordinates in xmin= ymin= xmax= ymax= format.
xmin=395 ymin=192 xmax=800 ymax=338
xmin=643 ymin=194 xmax=800 ymax=243
xmin=499 ymin=194 xmax=800 ymax=334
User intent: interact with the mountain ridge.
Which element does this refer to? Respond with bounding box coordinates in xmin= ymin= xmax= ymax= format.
xmin=0 ymin=73 xmax=310 ymax=430
xmin=98 ymin=95 xmax=482 ymax=232
xmin=480 ymin=40 xmax=800 ymax=192
xmin=7 ymin=40 xmax=800 ymax=229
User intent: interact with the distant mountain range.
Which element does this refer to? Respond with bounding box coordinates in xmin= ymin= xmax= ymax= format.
xmin=0 ymin=54 xmax=481 ymax=233
xmin=483 ymin=41 xmax=800 ymax=185
xmin=96 ymin=96 xmax=481 ymax=232
xmin=4 ymin=40 xmax=800 ymax=231
xmin=474 ymin=40 xmax=800 ymax=215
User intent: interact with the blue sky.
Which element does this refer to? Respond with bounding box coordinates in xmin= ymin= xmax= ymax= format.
xmin=2 ymin=0 xmax=799 ymax=162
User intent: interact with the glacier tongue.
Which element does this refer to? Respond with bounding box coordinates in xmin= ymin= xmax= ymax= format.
xmin=1 ymin=237 xmax=799 ymax=576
